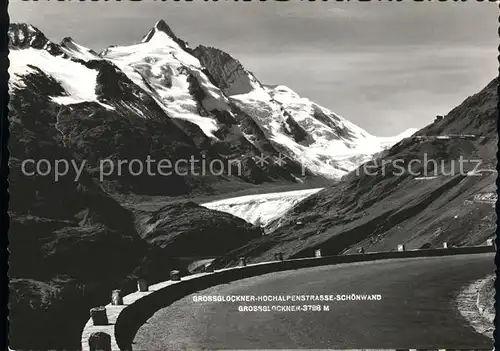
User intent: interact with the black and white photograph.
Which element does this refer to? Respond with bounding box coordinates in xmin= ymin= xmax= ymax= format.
xmin=3 ymin=1 xmax=498 ymax=350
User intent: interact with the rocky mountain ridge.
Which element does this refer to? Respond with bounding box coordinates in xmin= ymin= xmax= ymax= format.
xmin=9 ymin=20 xmax=412 ymax=187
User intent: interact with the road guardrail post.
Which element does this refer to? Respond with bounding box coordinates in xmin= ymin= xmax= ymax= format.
xmin=137 ymin=278 xmax=149 ymax=292
xmin=90 ymin=306 xmax=108 ymax=326
xmin=443 ymin=242 xmax=448 ymax=248
xmin=315 ymin=249 xmax=322 ymax=258
xmin=170 ymin=270 xmax=181 ymax=281
xmin=487 ymin=239 xmax=496 ymax=250
xmin=88 ymin=331 xmax=111 ymax=351
xmin=111 ymin=290 xmax=123 ymax=306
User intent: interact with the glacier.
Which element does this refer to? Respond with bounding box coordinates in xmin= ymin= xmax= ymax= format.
xmin=201 ymin=188 xmax=324 ymax=227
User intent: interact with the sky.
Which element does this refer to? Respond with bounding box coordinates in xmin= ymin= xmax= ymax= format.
xmin=8 ymin=0 xmax=498 ymax=136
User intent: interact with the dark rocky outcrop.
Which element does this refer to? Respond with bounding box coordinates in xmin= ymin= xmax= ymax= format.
xmin=6 ymin=62 xmax=267 ymax=349
xmin=9 ymin=20 xmax=489 ymax=350
xmin=60 ymin=36 xmax=99 ymax=55
xmin=193 ymin=45 xmax=254 ymax=96
xmin=141 ymin=19 xmax=191 ymax=52
xmin=136 ymin=201 xmax=263 ymax=257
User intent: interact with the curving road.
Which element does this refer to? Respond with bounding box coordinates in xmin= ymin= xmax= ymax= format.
xmin=134 ymin=254 xmax=494 ymax=350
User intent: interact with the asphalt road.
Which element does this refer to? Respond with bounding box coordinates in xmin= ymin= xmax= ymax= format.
xmin=134 ymin=254 xmax=494 ymax=350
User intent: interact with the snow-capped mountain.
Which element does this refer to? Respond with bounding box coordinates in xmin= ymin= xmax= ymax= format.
xmin=8 ymin=20 xmax=413 ymax=192
xmin=194 ymin=44 xmax=417 ymax=178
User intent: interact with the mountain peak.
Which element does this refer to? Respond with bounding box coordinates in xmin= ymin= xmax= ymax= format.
xmin=60 ymin=36 xmax=75 ymax=45
xmin=9 ymin=23 xmax=63 ymax=56
xmin=154 ymin=19 xmax=174 ymax=33
xmin=193 ymin=45 xmax=255 ymax=96
xmin=141 ymin=19 xmax=179 ymax=43
xmin=59 ymin=36 xmax=99 ymax=61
